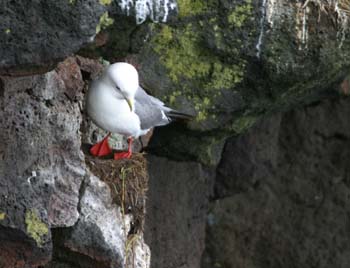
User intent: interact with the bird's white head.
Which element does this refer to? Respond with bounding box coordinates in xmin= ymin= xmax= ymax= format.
xmin=106 ymin=62 xmax=139 ymax=110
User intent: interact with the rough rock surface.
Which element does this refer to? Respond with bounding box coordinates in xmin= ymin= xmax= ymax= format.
xmin=0 ymin=69 xmax=85 ymax=266
xmin=1 ymin=0 xmax=350 ymax=267
xmin=0 ymin=0 xmax=106 ymax=75
xmin=0 ymin=58 xmax=150 ymax=268
xmin=0 ymin=0 xmax=177 ymax=76
xmin=134 ymin=0 xmax=350 ymax=165
xmin=3 ymin=0 xmax=348 ymax=165
xmin=202 ymin=96 xmax=350 ymax=268
xmin=145 ymin=155 xmax=214 ymax=268
xmin=51 ymin=175 xmax=128 ymax=268
xmin=143 ymin=95 xmax=350 ymax=268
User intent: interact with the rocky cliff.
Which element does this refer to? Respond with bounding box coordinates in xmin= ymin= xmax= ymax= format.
xmin=0 ymin=57 xmax=150 ymax=268
xmin=1 ymin=0 xmax=350 ymax=268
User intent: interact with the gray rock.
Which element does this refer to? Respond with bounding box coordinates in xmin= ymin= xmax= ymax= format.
xmin=0 ymin=57 xmax=150 ymax=267
xmin=71 ymin=174 xmax=150 ymax=268
xmin=134 ymin=0 xmax=350 ymax=164
xmin=0 ymin=69 xmax=85 ymax=266
xmin=145 ymin=155 xmax=214 ymax=268
xmin=0 ymin=0 xmax=178 ymax=76
xmin=126 ymin=233 xmax=151 ymax=268
xmin=0 ymin=0 xmax=106 ymax=75
xmin=62 ymin=174 xmax=128 ymax=268
xmin=203 ymin=97 xmax=350 ymax=268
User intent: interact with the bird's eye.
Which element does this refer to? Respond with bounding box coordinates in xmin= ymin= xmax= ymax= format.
xmin=116 ymin=85 xmax=121 ymax=91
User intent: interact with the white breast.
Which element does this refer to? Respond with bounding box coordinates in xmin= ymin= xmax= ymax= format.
xmin=86 ymin=80 xmax=142 ymax=137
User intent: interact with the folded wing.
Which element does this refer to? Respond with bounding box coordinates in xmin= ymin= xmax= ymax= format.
xmin=134 ymin=87 xmax=194 ymax=131
xmin=134 ymin=87 xmax=171 ymax=130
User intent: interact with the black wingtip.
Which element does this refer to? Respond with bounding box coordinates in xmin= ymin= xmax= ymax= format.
xmin=166 ymin=110 xmax=196 ymax=121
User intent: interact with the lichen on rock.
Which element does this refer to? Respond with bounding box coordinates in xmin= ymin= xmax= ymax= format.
xmin=177 ymin=0 xmax=210 ymax=17
xmin=151 ymin=21 xmax=247 ymax=122
xmin=0 ymin=57 xmax=151 ymax=267
xmin=100 ymin=0 xmax=113 ymax=5
xmin=134 ymin=0 xmax=350 ymax=166
xmin=227 ymin=0 xmax=253 ymax=27
xmin=25 ymin=210 xmax=49 ymax=247
xmin=96 ymin=12 xmax=115 ymax=34
xmin=230 ymin=115 xmax=258 ymax=133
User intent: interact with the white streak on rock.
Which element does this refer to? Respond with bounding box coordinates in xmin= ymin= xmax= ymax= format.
xmin=119 ymin=0 xmax=177 ymax=24
xmin=335 ymin=2 xmax=348 ymax=49
xmin=256 ymin=0 xmax=267 ymax=58
xmin=119 ymin=0 xmax=134 ymax=16
xmin=162 ymin=0 xmax=177 ymax=22
xmin=266 ymin=0 xmax=277 ymax=26
xmin=301 ymin=7 xmax=308 ymax=46
xmin=296 ymin=3 xmax=309 ymax=50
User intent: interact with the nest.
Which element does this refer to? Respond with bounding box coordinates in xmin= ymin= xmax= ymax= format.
xmin=85 ymin=153 xmax=148 ymax=235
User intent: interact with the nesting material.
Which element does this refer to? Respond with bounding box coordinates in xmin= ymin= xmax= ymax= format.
xmin=85 ymin=153 xmax=148 ymax=235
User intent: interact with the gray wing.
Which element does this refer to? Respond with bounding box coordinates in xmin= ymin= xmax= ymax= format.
xmin=134 ymin=87 xmax=171 ymax=130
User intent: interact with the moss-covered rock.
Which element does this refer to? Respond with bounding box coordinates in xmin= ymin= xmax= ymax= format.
xmin=133 ymin=0 xmax=350 ymax=165
xmin=25 ymin=210 xmax=49 ymax=247
xmin=151 ymin=23 xmax=246 ymax=123
xmin=149 ymin=0 xmax=254 ymax=125
xmin=96 ymin=12 xmax=114 ymax=34
xmin=177 ymin=0 xmax=214 ymax=17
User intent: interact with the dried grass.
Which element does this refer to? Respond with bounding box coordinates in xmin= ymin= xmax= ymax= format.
xmin=85 ymin=153 xmax=148 ymax=235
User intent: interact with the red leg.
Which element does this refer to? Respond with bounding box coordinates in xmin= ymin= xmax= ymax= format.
xmin=90 ymin=133 xmax=112 ymax=157
xmin=114 ymin=137 xmax=133 ymax=160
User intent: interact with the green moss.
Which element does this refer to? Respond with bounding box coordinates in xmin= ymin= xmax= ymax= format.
xmin=0 ymin=212 xmax=5 ymax=220
xmin=193 ymin=95 xmax=212 ymax=121
xmin=154 ymin=24 xmax=211 ymax=83
xmin=208 ymin=62 xmax=245 ymax=90
xmin=25 ymin=210 xmax=49 ymax=247
xmin=96 ymin=12 xmax=114 ymax=34
xmin=153 ymin=23 xmax=247 ymax=122
xmin=99 ymin=0 xmax=112 ymax=5
xmin=195 ymin=136 xmax=226 ymax=166
xmin=5 ymin=29 xmax=11 ymax=34
xmin=68 ymin=0 xmax=76 ymax=5
xmin=159 ymin=25 xmax=173 ymax=42
xmin=177 ymin=0 xmax=210 ymax=17
xmin=151 ymin=0 xmax=255 ymax=123
xmin=168 ymin=90 xmax=182 ymax=105
xmin=227 ymin=0 xmax=253 ymax=28
xmin=230 ymin=115 xmax=257 ymax=133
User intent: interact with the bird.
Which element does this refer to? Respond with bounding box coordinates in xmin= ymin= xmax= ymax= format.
xmin=86 ymin=62 xmax=193 ymax=160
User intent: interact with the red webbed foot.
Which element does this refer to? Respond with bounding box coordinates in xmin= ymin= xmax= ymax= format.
xmin=114 ymin=151 xmax=132 ymax=160
xmin=90 ymin=133 xmax=112 ymax=157
xmin=114 ymin=137 xmax=133 ymax=160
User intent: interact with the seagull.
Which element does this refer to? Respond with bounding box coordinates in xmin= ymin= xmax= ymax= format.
xmin=86 ymin=62 xmax=193 ymax=160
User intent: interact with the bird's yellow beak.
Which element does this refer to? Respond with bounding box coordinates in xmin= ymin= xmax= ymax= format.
xmin=126 ymin=98 xmax=133 ymax=111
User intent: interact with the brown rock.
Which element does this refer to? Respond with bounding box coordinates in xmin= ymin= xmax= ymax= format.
xmin=76 ymin=56 xmax=104 ymax=81
xmin=56 ymin=57 xmax=84 ymax=101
